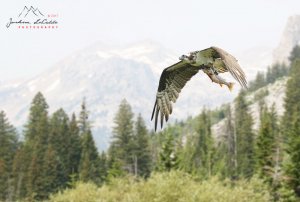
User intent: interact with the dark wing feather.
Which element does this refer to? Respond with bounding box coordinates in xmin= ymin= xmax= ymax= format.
xmin=211 ymin=46 xmax=248 ymax=88
xmin=151 ymin=61 xmax=200 ymax=131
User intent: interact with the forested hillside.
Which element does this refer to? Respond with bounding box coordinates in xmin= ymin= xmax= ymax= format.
xmin=1 ymin=46 xmax=300 ymax=201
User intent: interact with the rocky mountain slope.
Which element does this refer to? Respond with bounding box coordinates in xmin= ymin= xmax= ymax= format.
xmin=212 ymin=77 xmax=288 ymax=141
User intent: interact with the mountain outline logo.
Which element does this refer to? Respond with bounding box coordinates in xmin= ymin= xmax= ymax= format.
xmin=18 ymin=6 xmax=44 ymax=18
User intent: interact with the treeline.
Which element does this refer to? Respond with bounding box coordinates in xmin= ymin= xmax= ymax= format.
xmin=0 ymin=95 xmax=106 ymax=201
xmin=248 ymin=63 xmax=288 ymax=92
xmin=248 ymin=44 xmax=300 ymax=92
xmin=0 ymin=96 xmax=154 ymax=201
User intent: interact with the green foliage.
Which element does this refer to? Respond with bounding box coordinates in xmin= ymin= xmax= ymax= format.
xmin=132 ymin=114 xmax=151 ymax=177
xmin=256 ymin=104 xmax=283 ymax=197
xmin=266 ymin=63 xmax=288 ymax=84
xmin=24 ymin=92 xmax=49 ymax=143
xmin=9 ymin=93 xmax=102 ymax=200
xmin=42 ymin=145 xmax=64 ymax=197
xmin=50 ymin=171 xmax=271 ymax=202
xmin=110 ymin=99 xmax=135 ymax=174
xmin=157 ymin=132 xmax=178 ymax=172
xmin=248 ymin=63 xmax=288 ymax=93
xmin=222 ymin=106 xmax=237 ymax=179
xmin=0 ymin=110 xmax=18 ymax=201
xmin=77 ymin=100 xmax=102 ymax=184
xmin=256 ymin=105 xmax=277 ymax=173
xmin=48 ymin=109 xmax=70 ymax=185
xmin=235 ymin=91 xmax=256 ymax=178
xmin=25 ymin=92 xmax=50 ymax=200
xmin=289 ymin=45 xmax=300 ymax=63
xmin=180 ymin=109 xmax=214 ymax=178
xmin=253 ymin=89 xmax=269 ymax=102
xmin=248 ymin=71 xmax=266 ymax=92
xmin=98 ymin=151 xmax=108 ymax=182
xmin=67 ymin=113 xmax=81 ymax=175
xmin=12 ymin=144 xmax=30 ymax=200
xmin=78 ymin=98 xmax=91 ymax=136
xmin=210 ymin=104 xmax=228 ymax=124
xmin=79 ymin=130 xmax=101 ymax=184
xmin=283 ymin=59 xmax=300 ymax=197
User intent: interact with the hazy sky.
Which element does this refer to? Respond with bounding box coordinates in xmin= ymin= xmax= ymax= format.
xmin=1 ymin=0 xmax=300 ymax=81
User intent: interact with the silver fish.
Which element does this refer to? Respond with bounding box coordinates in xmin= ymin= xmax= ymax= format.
xmin=203 ymin=69 xmax=234 ymax=91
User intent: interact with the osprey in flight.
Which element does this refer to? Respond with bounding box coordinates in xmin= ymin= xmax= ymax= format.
xmin=151 ymin=46 xmax=247 ymax=131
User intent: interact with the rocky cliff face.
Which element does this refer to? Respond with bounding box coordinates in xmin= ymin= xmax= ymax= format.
xmin=273 ymin=15 xmax=300 ymax=64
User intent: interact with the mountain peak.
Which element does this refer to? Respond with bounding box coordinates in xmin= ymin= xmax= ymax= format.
xmin=273 ymin=15 xmax=300 ymax=64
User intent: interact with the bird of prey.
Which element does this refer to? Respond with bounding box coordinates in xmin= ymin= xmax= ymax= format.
xmin=151 ymin=46 xmax=247 ymax=131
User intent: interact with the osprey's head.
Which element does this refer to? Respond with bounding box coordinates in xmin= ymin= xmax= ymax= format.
xmin=179 ymin=55 xmax=189 ymax=61
xmin=179 ymin=54 xmax=195 ymax=64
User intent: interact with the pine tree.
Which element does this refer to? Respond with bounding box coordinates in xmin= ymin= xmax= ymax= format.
xmin=283 ymin=59 xmax=300 ymax=196
xmin=194 ymin=109 xmax=214 ymax=177
xmin=78 ymin=98 xmax=100 ymax=184
xmin=12 ymin=144 xmax=30 ymax=200
xmin=110 ymin=99 xmax=135 ymax=174
xmin=78 ymin=98 xmax=90 ymax=136
xmin=179 ymin=133 xmax=195 ymax=174
xmin=266 ymin=63 xmax=289 ymax=85
xmin=24 ymin=92 xmax=50 ymax=200
xmin=289 ymin=45 xmax=300 ymax=63
xmin=107 ymin=145 xmax=124 ymax=179
xmin=235 ymin=91 xmax=255 ymax=178
xmin=132 ymin=114 xmax=151 ymax=177
xmin=256 ymin=104 xmax=279 ymax=183
xmin=177 ymin=110 xmax=214 ymax=177
xmin=0 ymin=110 xmax=18 ymax=201
xmin=45 ymin=109 xmax=70 ymax=191
xmin=41 ymin=145 xmax=64 ymax=198
xmin=67 ymin=113 xmax=81 ymax=175
xmin=99 ymin=151 xmax=108 ymax=182
xmin=79 ymin=130 xmax=101 ymax=184
xmin=249 ymin=71 xmax=266 ymax=91
xmin=157 ymin=132 xmax=178 ymax=172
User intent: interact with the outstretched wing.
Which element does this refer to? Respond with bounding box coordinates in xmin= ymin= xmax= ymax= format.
xmin=211 ymin=47 xmax=248 ymax=88
xmin=151 ymin=61 xmax=200 ymax=131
